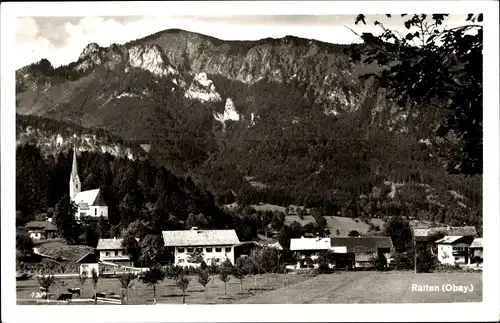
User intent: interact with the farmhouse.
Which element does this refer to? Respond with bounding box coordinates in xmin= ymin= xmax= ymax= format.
xmin=24 ymin=221 xmax=57 ymax=240
xmin=69 ymin=140 xmax=108 ymax=221
xmin=289 ymin=236 xmax=394 ymax=269
xmin=96 ymin=238 xmax=131 ymax=265
xmin=330 ymin=237 xmax=394 ymax=268
xmin=76 ymin=251 xmax=100 ymax=276
xmin=162 ymin=227 xmax=240 ymax=266
xmin=469 ymin=238 xmax=483 ymax=264
xmin=435 ymin=235 xmax=475 ymax=266
xmin=290 ymin=237 xmax=331 ymax=268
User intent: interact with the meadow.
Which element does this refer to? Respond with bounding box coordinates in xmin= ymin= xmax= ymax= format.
xmin=17 ymin=271 xmax=482 ymax=304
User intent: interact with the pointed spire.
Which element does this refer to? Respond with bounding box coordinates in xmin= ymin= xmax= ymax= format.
xmin=71 ymin=135 xmax=78 ymax=180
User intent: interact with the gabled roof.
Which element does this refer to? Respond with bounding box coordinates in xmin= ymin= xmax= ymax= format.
xmin=290 ymin=237 xmax=331 ymax=251
xmin=470 ymin=238 xmax=482 ymax=248
xmin=96 ymin=238 xmax=125 ymax=250
xmin=73 ymin=189 xmax=107 ymax=207
xmin=25 ymin=221 xmax=57 ymax=231
xmin=414 ymin=226 xmax=477 ymax=242
xmin=162 ymin=229 xmax=240 ymax=247
xmin=435 ymin=235 xmax=474 ymax=245
xmin=76 ymin=252 xmax=99 ymax=264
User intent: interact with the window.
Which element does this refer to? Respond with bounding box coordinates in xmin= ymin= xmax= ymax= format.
xmin=225 ymin=247 xmax=231 ymax=253
xmin=187 ymin=247 xmax=194 ymax=253
xmin=95 ymin=209 xmax=97 ymax=216
xmin=178 ymin=248 xmax=185 ymax=253
xmin=179 ymin=259 xmax=185 ymax=263
xmin=215 ymin=247 xmax=222 ymax=253
xmin=105 ymin=252 xmax=110 ymax=256
xmin=206 ymin=247 xmax=213 ymax=253
xmin=196 ymin=247 xmax=203 ymax=253
xmin=115 ymin=251 xmax=118 ymax=256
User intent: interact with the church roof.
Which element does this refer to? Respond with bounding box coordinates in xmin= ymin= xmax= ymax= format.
xmin=73 ymin=189 xmax=107 ymax=206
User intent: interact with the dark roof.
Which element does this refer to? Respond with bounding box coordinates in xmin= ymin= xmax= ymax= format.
xmin=76 ymin=252 xmax=99 ymax=264
xmin=330 ymin=237 xmax=393 ymax=253
xmin=25 ymin=221 xmax=57 ymax=231
xmin=414 ymin=226 xmax=478 ymax=242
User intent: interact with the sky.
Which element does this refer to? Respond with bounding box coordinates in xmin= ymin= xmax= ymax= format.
xmin=16 ymin=14 xmax=471 ymax=69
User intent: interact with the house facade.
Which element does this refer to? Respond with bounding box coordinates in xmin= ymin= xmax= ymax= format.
xmin=162 ymin=228 xmax=240 ymax=266
xmin=25 ymin=221 xmax=57 ymax=240
xmin=289 ymin=236 xmax=394 ymax=269
xmin=435 ymin=235 xmax=475 ymax=266
xmin=69 ymin=140 xmax=108 ymax=220
xmin=290 ymin=237 xmax=331 ymax=268
xmin=96 ymin=238 xmax=131 ymax=265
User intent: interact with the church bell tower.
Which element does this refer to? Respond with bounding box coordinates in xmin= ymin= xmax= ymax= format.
xmin=69 ymin=136 xmax=81 ymax=201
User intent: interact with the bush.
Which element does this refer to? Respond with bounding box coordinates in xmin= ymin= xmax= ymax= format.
xmin=416 ymin=248 xmax=439 ymax=273
xmin=391 ymin=251 xmax=414 ymax=270
xmin=372 ymin=253 xmax=389 ymax=271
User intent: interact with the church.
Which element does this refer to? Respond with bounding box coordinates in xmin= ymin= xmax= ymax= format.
xmin=70 ymin=141 xmax=108 ymax=221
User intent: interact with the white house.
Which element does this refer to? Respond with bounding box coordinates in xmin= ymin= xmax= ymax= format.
xmin=70 ymin=140 xmax=108 ymax=220
xmin=162 ymin=228 xmax=240 ymax=266
xmin=290 ymin=237 xmax=332 ymax=268
xmin=435 ymin=235 xmax=475 ymax=266
xmin=96 ymin=238 xmax=131 ymax=265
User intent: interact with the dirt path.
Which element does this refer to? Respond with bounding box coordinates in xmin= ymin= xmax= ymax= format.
xmin=236 ymin=271 xmax=483 ymax=304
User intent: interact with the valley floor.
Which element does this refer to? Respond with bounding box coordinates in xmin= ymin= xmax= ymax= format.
xmin=17 ymin=271 xmax=482 ymax=305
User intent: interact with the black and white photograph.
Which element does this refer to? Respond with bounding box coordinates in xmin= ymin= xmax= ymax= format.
xmin=1 ymin=1 xmax=499 ymax=322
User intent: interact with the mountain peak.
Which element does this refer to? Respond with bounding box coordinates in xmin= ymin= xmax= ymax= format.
xmin=79 ymin=43 xmax=101 ymax=60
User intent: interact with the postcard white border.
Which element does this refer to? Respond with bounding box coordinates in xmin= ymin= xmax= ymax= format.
xmin=2 ymin=1 xmax=499 ymax=322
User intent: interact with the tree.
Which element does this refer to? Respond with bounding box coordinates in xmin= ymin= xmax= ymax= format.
xmin=177 ymin=275 xmax=190 ymax=304
xmin=233 ymin=257 xmax=252 ymax=293
xmin=317 ymin=249 xmax=336 ymax=273
xmin=348 ymin=230 xmax=360 ymax=237
xmin=122 ymin=235 xmax=140 ymax=267
xmin=16 ymin=228 xmax=34 ymax=256
xmin=218 ymin=259 xmax=233 ymax=296
xmin=139 ymin=234 xmax=164 ymax=266
xmin=167 ymin=265 xmax=184 ymax=293
xmin=118 ymin=272 xmax=137 ymax=304
xmin=196 ymin=268 xmax=211 ymax=299
xmin=208 ymin=259 xmax=219 ymax=286
xmin=77 ymin=271 xmax=88 ymax=298
xmin=187 ymin=250 xmax=204 ymax=264
xmin=140 ymin=265 xmax=166 ymax=305
xmin=91 ymin=268 xmax=99 ymax=304
xmin=53 ymin=195 xmax=80 ymax=244
xmin=348 ymin=14 xmax=483 ymax=175
xmin=84 ymin=222 xmax=100 ymax=248
xmin=36 ymin=275 xmax=55 ymax=300
xmin=384 ymin=215 xmax=413 ymax=252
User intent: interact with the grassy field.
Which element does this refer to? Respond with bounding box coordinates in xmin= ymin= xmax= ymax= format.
xmin=17 ymin=273 xmax=310 ymax=305
xmin=17 ymin=271 xmax=482 ymax=304
xmin=237 ymin=271 xmax=483 ymax=304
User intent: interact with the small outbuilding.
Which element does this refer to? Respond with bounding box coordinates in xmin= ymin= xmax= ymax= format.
xmin=76 ymin=252 xmax=100 ymax=276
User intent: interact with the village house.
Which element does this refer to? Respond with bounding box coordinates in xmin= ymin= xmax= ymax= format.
xmin=435 ymin=235 xmax=476 ymax=266
xmin=24 ymin=221 xmax=57 ymax=240
xmin=96 ymin=238 xmax=131 ymax=265
xmin=469 ymin=238 xmax=483 ymax=264
xmin=289 ymin=237 xmax=332 ymax=268
xmin=289 ymin=236 xmax=394 ymax=269
xmin=330 ymin=237 xmax=394 ymax=268
xmin=69 ymin=140 xmax=108 ymax=221
xmin=162 ymin=227 xmax=240 ymax=266
xmin=76 ymin=251 xmax=100 ymax=276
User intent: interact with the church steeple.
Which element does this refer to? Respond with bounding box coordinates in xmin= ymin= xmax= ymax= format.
xmin=69 ymin=135 xmax=81 ymax=201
